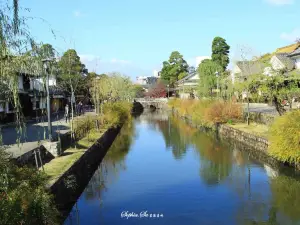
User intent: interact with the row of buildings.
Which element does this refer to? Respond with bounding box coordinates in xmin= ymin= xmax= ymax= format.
xmin=231 ymin=43 xmax=300 ymax=83
xmin=0 ymin=71 xmax=86 ymax=123
xmin=169 ymin=43 xmax=300 ymax=98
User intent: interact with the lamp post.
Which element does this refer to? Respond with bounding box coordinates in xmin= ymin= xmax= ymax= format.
xmin=42 ymin=58 xmax=53 ymax=142
xmin=215 ymin=71 xmax=219 ymax=99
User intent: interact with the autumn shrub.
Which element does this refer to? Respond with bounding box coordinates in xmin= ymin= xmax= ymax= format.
xmin=204 ymin=101 xmax=242 ymax=124
xmin=268 ymin=110 xmax=300 ymax=164
xmin=169 ymin=98 xmax=242 ymax=125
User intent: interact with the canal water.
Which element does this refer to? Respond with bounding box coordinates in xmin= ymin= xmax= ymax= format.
xmin=64 ymin=113 xmax=300 ymax=225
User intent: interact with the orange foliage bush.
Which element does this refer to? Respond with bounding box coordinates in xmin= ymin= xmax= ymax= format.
xmin=169 ymin=98 xmax=242 ymax=125
xmin=205 ymin=101 xmax=242 ymax=123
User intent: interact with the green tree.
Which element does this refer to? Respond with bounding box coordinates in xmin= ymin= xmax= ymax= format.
xmin=212 ymin=37 xmax=230 ymax=71
xmin=91 ymin=73 xmax=134 ymax=114
xmin=37 ymin=44 xmax=56 ymax=59
xmin=58 ymin=49 xmax=87 ymax=140
xmin=58 ymin=49 xmax=87 ymax=100
xmin=197 ymin=59 xmax=222 ymax=97
xmin=132 ymin=84 xmax=145 ymax=98
xmin=160 ymin=51 xmax=189 ymax=85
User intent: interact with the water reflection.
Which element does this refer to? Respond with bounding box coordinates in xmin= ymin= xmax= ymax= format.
xmin=64 ymin=112 xmax=300 ymax=225
xmin=65 ymin=122 xmax=135 ymax=225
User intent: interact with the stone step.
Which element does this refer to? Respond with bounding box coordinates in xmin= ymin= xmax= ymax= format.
xmin=42 ymin=141 xmax=60 ymax=157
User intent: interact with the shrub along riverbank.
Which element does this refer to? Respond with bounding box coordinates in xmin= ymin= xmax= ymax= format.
xmin=44 ymin=101 xmax=133 ymax=184
xmin=169 ymin=99 xmax=300 ymax=167
xmin=0 ymin=101 xmax=133 ymax=225
xmin=168 ymin=98 xmax=243 ymax=128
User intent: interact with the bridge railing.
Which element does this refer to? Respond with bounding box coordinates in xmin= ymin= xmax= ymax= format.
xmin=134 ymin=98 xmax=168 ymax=103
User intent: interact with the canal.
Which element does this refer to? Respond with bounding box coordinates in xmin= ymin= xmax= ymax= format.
xmin=64 ymin=113 xmax=300 ymax=225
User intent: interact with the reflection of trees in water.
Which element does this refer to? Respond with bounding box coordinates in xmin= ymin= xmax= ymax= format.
xmin=156 ymin=116 xmax=233 ymax=182
xmin=230 ymin=156 xmax=300 ymax=224
xmin=154 ymin=116 xmax=300 ymax=224
xmin=156 ymin=117 xmax=195 ymax=160
xmin=192 ymin=131 xmax=233 ymax=185
xmin=83 ymin=121 xmax=135 ymax=201
xmin=269 ymin=175 xmax=300 ymax=224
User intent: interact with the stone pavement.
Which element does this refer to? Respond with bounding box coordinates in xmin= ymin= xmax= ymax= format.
xmin=242 ymin=103 xmax=299 ymax=115
xmin=2 ymin=112 xmax=96 ymax=159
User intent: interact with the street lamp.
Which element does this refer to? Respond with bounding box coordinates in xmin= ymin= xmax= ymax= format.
xmin=42 ymin=58 xmax=54 ymax=142
xmin=215 ymin=71 xmax=219 ymax=99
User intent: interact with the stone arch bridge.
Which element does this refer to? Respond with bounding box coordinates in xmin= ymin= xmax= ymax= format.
xmin=134 ymin=98 xmax=168 ymax=110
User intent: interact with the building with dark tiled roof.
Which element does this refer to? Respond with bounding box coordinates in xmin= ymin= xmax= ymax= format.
xmin=288 ymin=47 xmax=300 ymax=69
xmin=231 ymin=61 xmax=265 ymax=83
xmin=270 ymin=53 xmax=295 ymax=71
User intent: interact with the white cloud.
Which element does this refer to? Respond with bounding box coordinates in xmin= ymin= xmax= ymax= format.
xmin=265 ymin=0 xmax=294 ymax=5
xmin=188 ymin=56 xmax=211 ymax=67
xmin=280 ymin=28 xmax=300 ymax=42
xmin=73 ymin=10 xmax=84 ymax=17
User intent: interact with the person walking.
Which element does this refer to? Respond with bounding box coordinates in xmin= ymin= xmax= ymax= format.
xmin=79 ymin=101 xmax=83 ymax=115
xmin=65 ymin=104 xmax=69 ymax=123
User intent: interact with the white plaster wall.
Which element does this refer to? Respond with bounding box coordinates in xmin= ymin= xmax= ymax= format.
xmin=270 ymin=56 xmax=284 ymax=70
xmin=18 ymin=75 xmax=24 ymax=90
xmin=295 ymin=57 xmax=300 ymax=69
xmin=40 ymin=97 xmax=47 ymax=109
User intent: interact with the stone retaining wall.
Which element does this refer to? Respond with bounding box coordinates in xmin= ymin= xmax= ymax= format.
xmin=49 ymin=125 xmax=122 ymax=220
xmin=243 ymin=112 xmax=276 ymax=125
xmin=218 ymin=124 xmax=269 ymax=153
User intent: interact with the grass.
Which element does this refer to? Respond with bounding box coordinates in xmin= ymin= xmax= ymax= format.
xmin=228 ymin=122 xmax=269 ymax=138
xmin=44 ymin=128 xmax=106 ymax=185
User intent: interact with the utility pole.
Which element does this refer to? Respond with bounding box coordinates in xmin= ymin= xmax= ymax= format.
xmin=42 ymin=58 xmax=53 ymax=141
xmin=215 ymin=71 xmax=219 ymax=99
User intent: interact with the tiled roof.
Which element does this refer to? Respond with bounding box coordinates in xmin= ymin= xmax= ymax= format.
xmin=236 ymin=61 xmax=265 ymax=76
xmin=275 ymin=43 xmax=300 ymax=54
xmin=274 ymin=53 xmax=295 ymax=70
xmin=176 ymin=72 xmax=198 ymax=84
xmin=288 ymin=47 xmax=300 ymax=57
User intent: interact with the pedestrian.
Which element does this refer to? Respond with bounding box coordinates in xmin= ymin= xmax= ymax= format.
xmin=65 ymin=104 xmax=69 ymax=123
xmin=79 ymin=101 xmax=83 ymax=115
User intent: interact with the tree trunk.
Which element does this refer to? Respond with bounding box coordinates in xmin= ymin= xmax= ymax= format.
xmin=70 ymin=86 xmax=75 ymax=148
xmin=274 ymin=96 xmax=285 ymax=116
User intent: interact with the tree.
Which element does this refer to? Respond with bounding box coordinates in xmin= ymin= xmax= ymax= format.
xmin=160 ymin=51 xmax=189 ymax=85
xmin=212 ymin=37 xmax=230 ymax=71
xmin=37 ymin=43 xmax=56 ymax=59
xmin=197 ymin=59 xmax=222 ymax=97
xmin=146 ymin=81 xmax=166 ymax=98
xmin=91 ymin=75 xmax=111 ymax=114
xmin=58 ymin=49 xmax=87 ymax=101
xmin=58 ymin=49 xmax=87 ymax=142
xmin=132 ymin=84 xmax=145 ymax=98
xmin=91 ymin=73 xmax=135 ymax=114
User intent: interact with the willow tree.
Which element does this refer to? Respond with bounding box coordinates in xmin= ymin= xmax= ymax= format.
xmin=0 ymin=1 xmax=59 ymax=224
xmin=197 ymin=59 xmax=222 ymax=98
xmin=91 ymin=73 xmax=135 ymax=115
xmin=91 ymin=74 xmax=111 ymax=115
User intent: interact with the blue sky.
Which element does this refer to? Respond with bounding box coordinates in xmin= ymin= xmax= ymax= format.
xmin=23 ymin=0 xmax=300 ymax=80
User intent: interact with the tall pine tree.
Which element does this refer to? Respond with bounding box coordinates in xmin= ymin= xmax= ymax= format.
xmin=211 ymin=37 xmax=230 ymax=72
